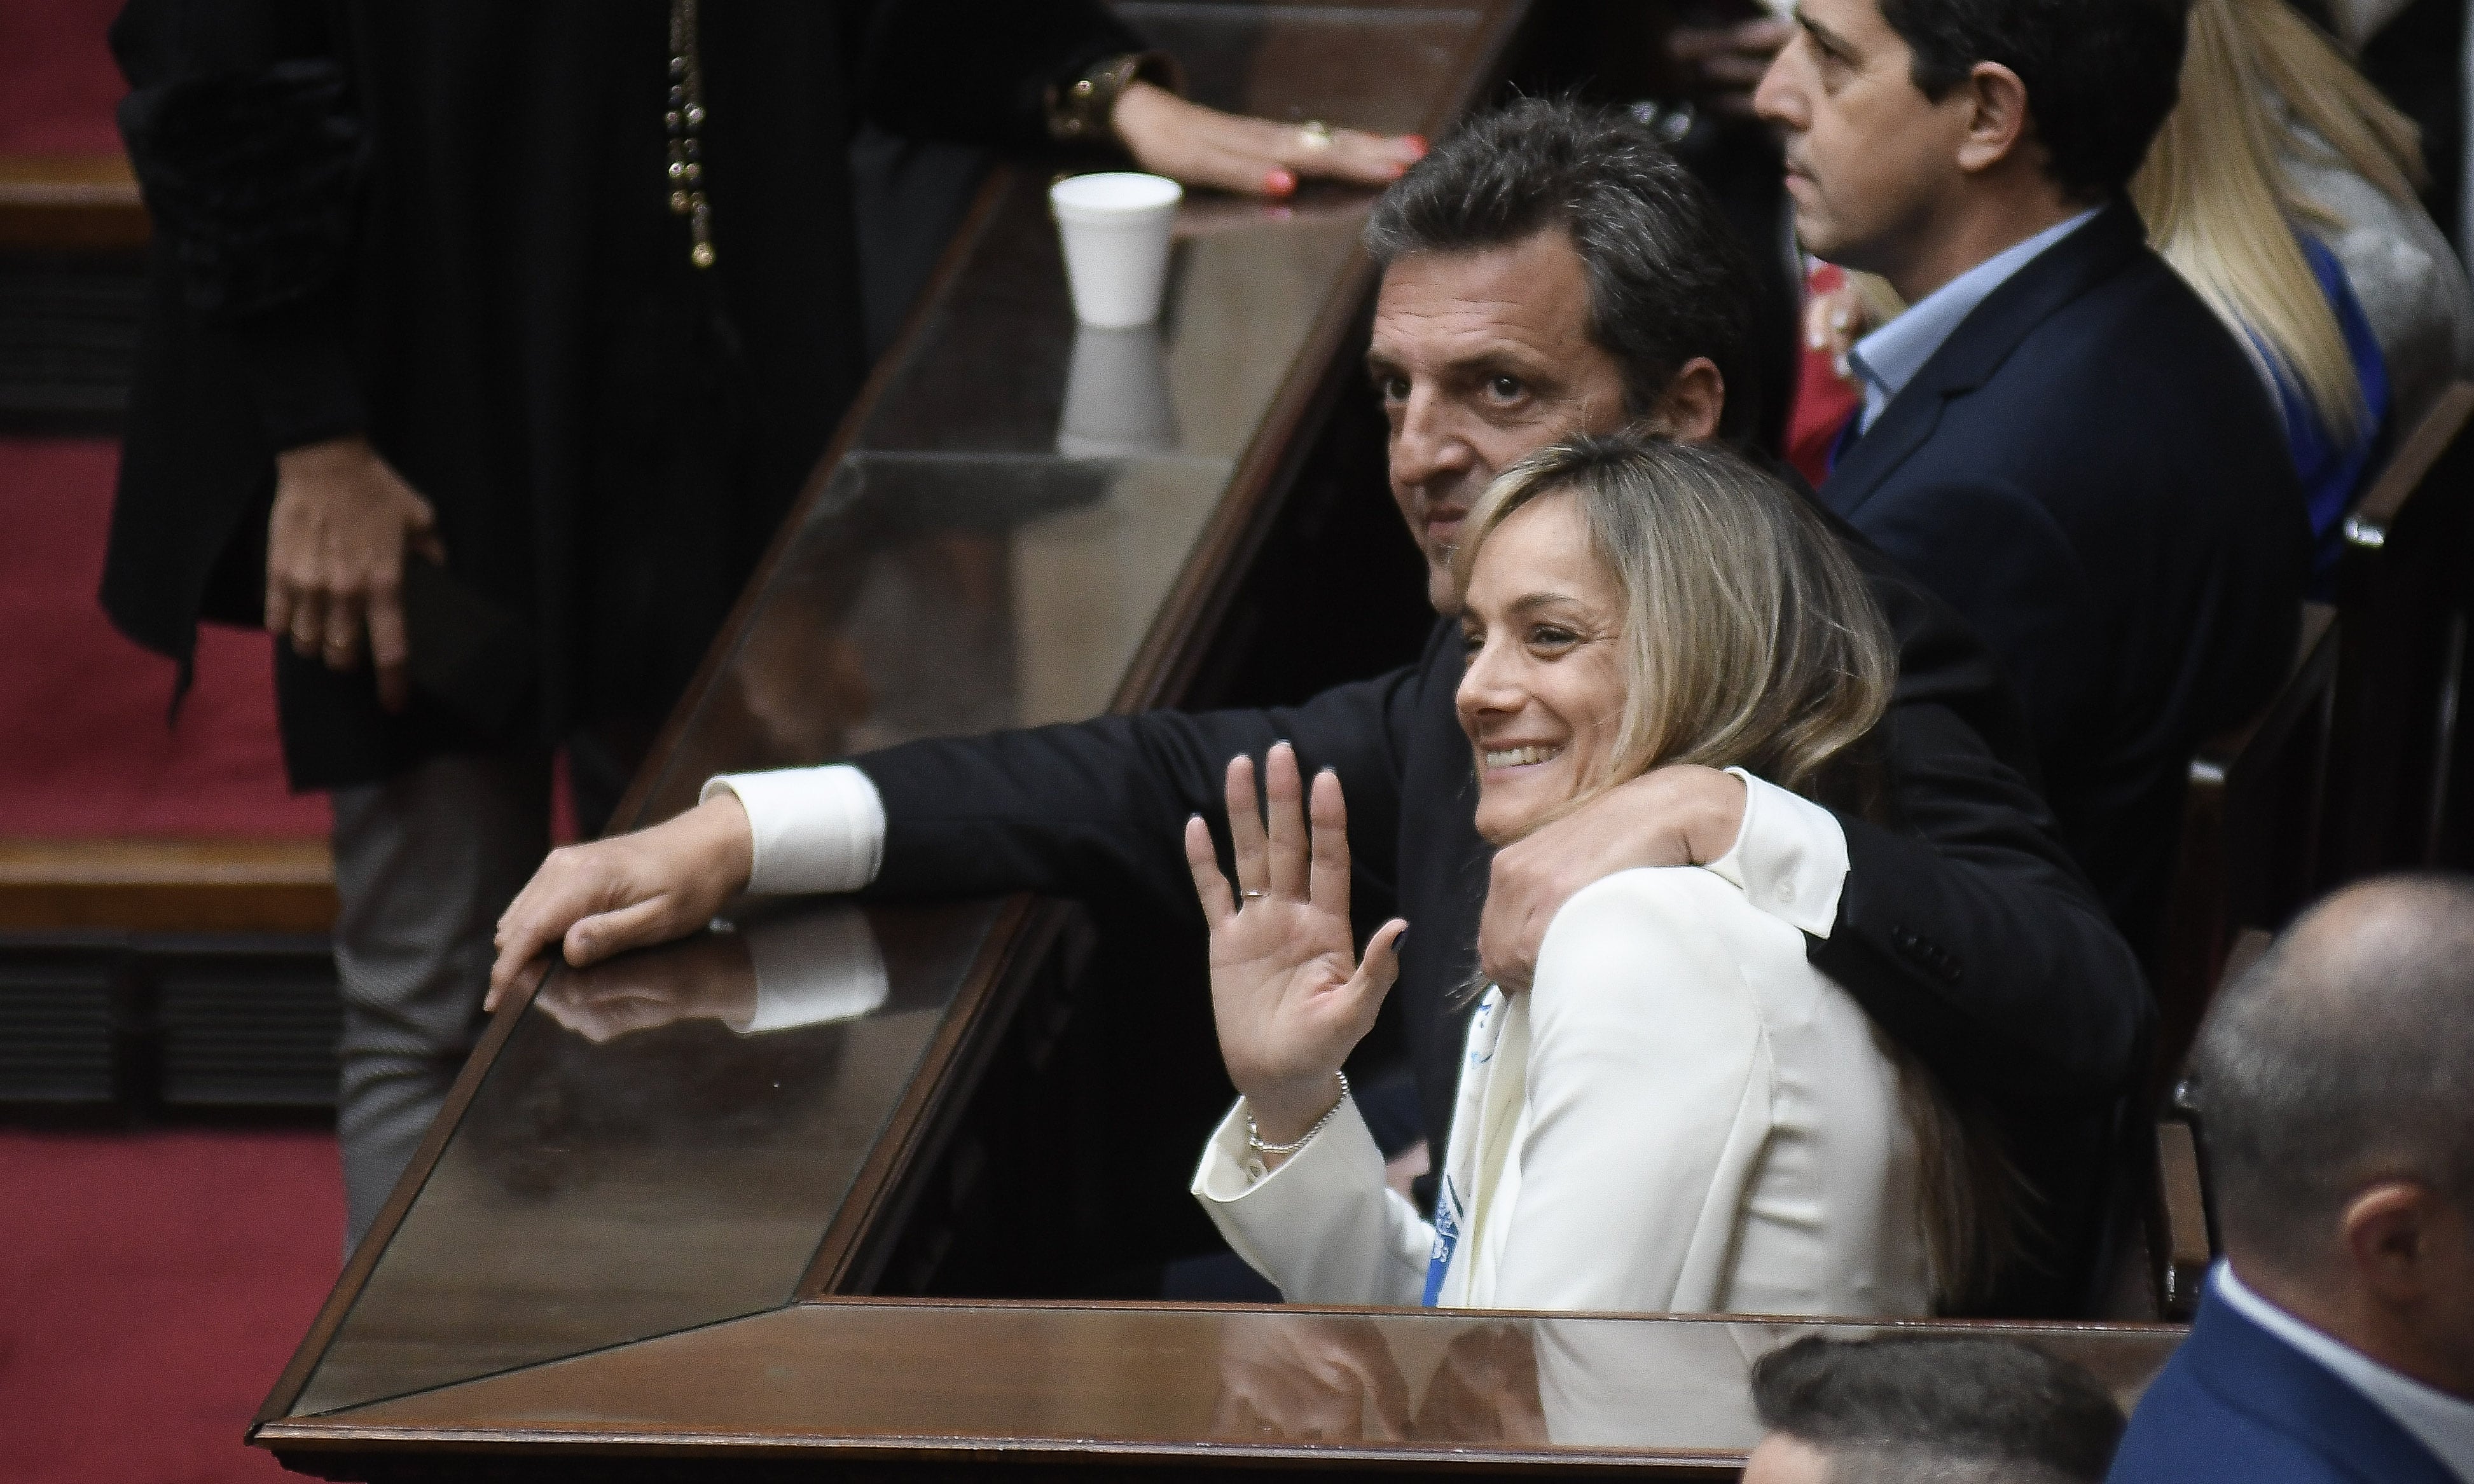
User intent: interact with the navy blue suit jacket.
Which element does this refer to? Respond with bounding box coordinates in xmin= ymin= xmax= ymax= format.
xmin=2110 ymin=1284 xmax=2458 ymax=1484
xmin=1822 ymin=202 xmax=2311 ymax=952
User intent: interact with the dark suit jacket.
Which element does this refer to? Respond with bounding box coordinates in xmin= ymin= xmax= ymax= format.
xmin=2110 ymin=1282 xmax=2460 ymax=1484
xmin=854 ymin=503 xmax=2150 ymax=1315
xmin=1821 ymin=202 xmax=2311 ymax=954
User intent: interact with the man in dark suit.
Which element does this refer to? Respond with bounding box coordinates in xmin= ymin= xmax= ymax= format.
xmin=494 ymin=100 xmax=2148 ymax=1314
xmin=1753 ymin=0 xmax=2311 ymax=955
xmin=2110 ymin=875 xmax=2474 ymax=1483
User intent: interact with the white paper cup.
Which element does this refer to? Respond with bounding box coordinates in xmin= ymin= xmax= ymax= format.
xmin=1057 ymin=324 xmax=1177 ymax=458
xmin=1050 ymin=172 xmax=1182 ymax=328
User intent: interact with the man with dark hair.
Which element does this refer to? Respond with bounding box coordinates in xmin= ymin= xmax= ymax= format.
xmin=1746 ymin=1333 xmax=2125 ymax=1483
xmin=1754 ymin=0 xmax=2309 ymax=956
xmin=2108 ymin=875 xmax=2474 ymax=1483
xmin=493 ymin=97 xmax=2148 ymax=1314
xmin=1358 ymin=100 xmax=1767 ymax=450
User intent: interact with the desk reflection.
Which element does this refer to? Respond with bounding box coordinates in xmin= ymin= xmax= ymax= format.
xmin=291 ymin=900 xmax=998 ymax=1419
xmin=1208 ymin=1309 xmax=1785 ymax=1452
xmin=534 ymin=932 xmax=759 ymax=1044
xmin=1058 ymin=323 xmax=1178 ymax=458
xmin=535 ymin=906 xmax=890 ymax=1045
xmin=1202 ymin=1312 xmax=2190 ymax=1453
xmin=283 ymin=1303 xmax=2180 ymax=1471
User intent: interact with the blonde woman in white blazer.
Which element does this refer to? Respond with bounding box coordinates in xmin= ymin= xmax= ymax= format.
xmin=1185 ymin=437 xmax=1990 ymax=1319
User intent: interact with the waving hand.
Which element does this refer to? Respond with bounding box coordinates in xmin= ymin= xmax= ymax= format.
xmin=1184 ymin=742 xmax=1407 ymax=1146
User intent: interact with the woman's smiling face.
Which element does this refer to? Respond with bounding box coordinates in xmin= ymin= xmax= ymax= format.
xmin=1455 ymin=491 xmax=1629 ymax=846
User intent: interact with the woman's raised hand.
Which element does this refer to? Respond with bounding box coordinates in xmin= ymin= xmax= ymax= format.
xmin=1184 ymin=742 xmax=1407 ymax=1144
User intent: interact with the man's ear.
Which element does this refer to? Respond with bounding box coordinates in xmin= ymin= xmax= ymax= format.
xmin=1954 ymin=60 xmax=2033 ymax=175
xmin=1647 ymin=356 xmax=1725 ymax=443
xmin=2342 ymin=1180 xmax=2438 ymax=1305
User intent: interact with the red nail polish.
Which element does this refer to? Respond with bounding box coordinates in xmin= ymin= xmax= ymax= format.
xmin=1405 ymin=134 xmax=1429 ymax=156
xmin=1265 ymin=168 xmax=1296 ymax=198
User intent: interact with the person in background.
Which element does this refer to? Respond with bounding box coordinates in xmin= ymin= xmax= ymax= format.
xmin=1745 ymin=1333 xmax=2127 ymax=1483
xmin=1189 ymin=437 xmax=1979 ymax=1318
xmin=2132 ymin=0 xmax=2474 ymax=585
xmin=2298 ymin=0 xmax=2466 ymax=257
xmin=1752 ymin=0 xmax=2309 ymax=956
xmin=1798 ymin=0 xmax=2474 ymax=582
xmin=2108 ymin=874 xmax=2474 ymax=1484
xmin=104 ymin=0 xmax=1424 ymax=1250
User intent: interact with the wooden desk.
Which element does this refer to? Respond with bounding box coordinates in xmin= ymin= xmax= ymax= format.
xmin=258 ymin=1302 xmax=2181 ymax=1481
xmin=252 ymin=4 xmax=2186 ymax=1478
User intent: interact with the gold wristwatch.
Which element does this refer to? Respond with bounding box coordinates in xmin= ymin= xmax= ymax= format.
xmin=1044 ymin=50 xmax=1184 ymax=144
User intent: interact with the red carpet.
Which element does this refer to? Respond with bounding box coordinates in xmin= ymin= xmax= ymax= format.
xmin=0 ymin=437 xmax=328 ymax=837
xmin=1 ymin=0 xmax=326 ymax=841
xmin=4 ymin=24 xmax=372 ymax=1484
xmin=0 ymin=1129 xmax=343 ymax=1484
xmin=0 ymin=0 xmax=125 ymax=156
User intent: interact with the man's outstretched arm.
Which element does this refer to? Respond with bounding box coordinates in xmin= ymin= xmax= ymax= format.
xmin=489 ymin=654 xmax=1434 ymax=1007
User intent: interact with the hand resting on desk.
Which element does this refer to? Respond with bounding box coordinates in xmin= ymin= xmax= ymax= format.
xmin=487 ymin=793 xmax=756 ymax=1010
xmin=1112 ymin=81 xmax=1424 ymax=199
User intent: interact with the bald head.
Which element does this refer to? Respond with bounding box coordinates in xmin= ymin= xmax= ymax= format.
xmin=2188 ymin=873 xmax=2474 ymax=1274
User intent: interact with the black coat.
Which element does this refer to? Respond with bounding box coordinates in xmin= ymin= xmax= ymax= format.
xmin=853 ymin=502 xmax=2152 ymax=1316
xmin=104 ymin=0 xmax=1140 ymax=790
xmin=1821 ymin=202 xmax=2311 ymax=954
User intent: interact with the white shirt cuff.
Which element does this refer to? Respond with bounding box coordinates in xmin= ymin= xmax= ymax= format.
xmin=703 ymin=765 xmax=886 ymax=896
xmin=1193 ymin=1093 xmax=1371 ymax=1201
xmin=1702 ymin=767 xmax=1848 ymax=938
xmin=728 ymin=905 xmax=890 ymax=1034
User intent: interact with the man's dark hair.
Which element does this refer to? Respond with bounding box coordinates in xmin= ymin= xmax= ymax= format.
xmin=1876 ymin=0 xmax=2190 ymax=200
xmin=2186 ymin=872 xmax=2474 ymax=1274
xmin=1750 ymin=1335 xmax=2125 ymax=1483
xmin=1363 ymin=96 xmax=1766 ymax=448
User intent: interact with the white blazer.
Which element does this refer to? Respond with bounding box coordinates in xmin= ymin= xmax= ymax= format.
xmin=1193 ymin=865 xmax=1935 ymax=1317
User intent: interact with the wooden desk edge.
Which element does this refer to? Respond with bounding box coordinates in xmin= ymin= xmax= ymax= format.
xmin=0 ymin=837 xmax=337 ymax=933
xmin=252 ymin=1420 xmax=1742 ymax=1476
xmin=0 ymin=152 xmax=148 ymax=251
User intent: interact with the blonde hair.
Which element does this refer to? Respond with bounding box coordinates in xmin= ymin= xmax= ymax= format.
xmin=1449 ymin=437 xmax=2026 ymax=1310
xmin=1449 ymin=436 xmax=1894 ymax=807
xmin=2130 ymin=0 xmax=2422 ymax=441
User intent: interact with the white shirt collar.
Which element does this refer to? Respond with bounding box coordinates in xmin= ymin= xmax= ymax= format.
xmin=1846 ymin=207 xmax=2101 ymax=434
xmin=2213 ymin=1261 xmax=2474 ymax=1480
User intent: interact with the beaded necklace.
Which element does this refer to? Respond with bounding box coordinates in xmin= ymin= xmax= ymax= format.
xmin=665 ymin=0 xmax=714 ymax=268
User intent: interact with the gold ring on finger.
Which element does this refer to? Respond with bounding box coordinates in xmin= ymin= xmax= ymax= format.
xmin=1241 ymin=889 xmax=1268 ymax=900
xmin=1297 ymin=120 xmax=1333 ymax=150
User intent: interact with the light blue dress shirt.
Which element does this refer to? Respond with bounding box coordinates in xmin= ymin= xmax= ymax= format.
xmin=1846 ymin=208 xmax=2103 ymax=434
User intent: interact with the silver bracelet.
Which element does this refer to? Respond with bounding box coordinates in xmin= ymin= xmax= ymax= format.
xmin=1245 ymin=1071 xmax=1351 ymax=1157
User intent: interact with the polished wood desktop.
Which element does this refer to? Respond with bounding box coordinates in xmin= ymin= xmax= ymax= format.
xmin=258 ymin=1302 xmax=2181 ymax=1481
xmin=250 ymin=5 xmax=2187 ymax=1479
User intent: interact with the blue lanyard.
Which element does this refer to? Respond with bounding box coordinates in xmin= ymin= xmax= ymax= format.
xmin=1421 ymin=1172 xmax=1463 ymax=1306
